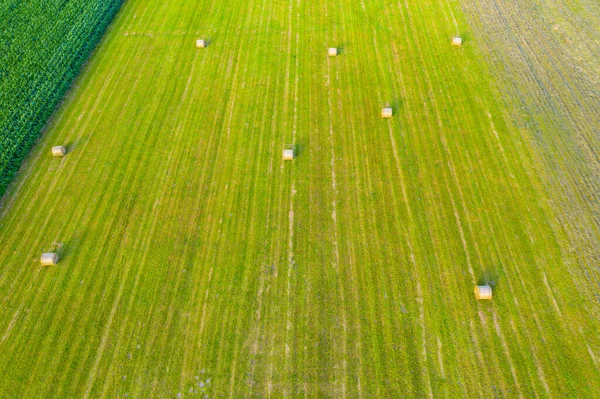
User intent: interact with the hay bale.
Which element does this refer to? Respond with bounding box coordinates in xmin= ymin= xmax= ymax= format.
xmin=40 ymin=253 xmax=59 ymax=266
xmin=196 ymin=39 xmax=207 ymax=48
xmin=328 ymin=48 xmax=338 ymax=57
xmin=382 ymin=107 xmax=393 ymax=118
xmin=52 ymin=146 xmax=66 ymax=157
xmin=283 ymin=149 xmax=294 ymax=160
xmin=452 ymin=37 xmax=463 ymax=47
xmin=474 ymin=285 xmax=492 ymax=300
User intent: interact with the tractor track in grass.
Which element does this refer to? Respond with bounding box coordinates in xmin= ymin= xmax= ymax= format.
xmin=390 ymin=33 xmax=469 ymax=399
xmin=324 ymin=3 xmax=349 ymax=395
xmin=331 ymin=4 xmax=366 ymax=394
xmin=99 ymin=27 xmax=205 ymax=399
xmin=274 ymin=0 xmax=298 ymax=396
xmin=233 ymin=17 xmax=280 ymax=395
xmin=339 ymin=15 xmax=383 ymax=395
xmin=387 ymin=9 xmax=468 ymax=395
xmin=175 ymin=5 xmax=244 ymax=388
xmin=371 ymin=29 xmax=432 ymax=398
xmin=350 ymin=50 xmax=385 ymax=397
xmin=326 ymin=42 xmax=348 ymax=399
xmin=227 ymin=3 xmax=277 ymax=394
xmin=243 ymin=35 xmax=286 ymax=397
xmin=203 ymin=0 xmax=275 ymax=392
xmin=82 ymin=31 xmax=185 ymax=399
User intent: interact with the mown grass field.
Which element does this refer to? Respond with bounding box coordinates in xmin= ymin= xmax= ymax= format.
xmin=461 ymin=0 xmax=600 ymax=296
xmin=1 ymin=0 xmax=599 ymax=397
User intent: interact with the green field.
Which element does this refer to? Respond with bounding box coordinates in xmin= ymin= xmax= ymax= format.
xmin=0 ymin=0 xmax=123 ymax=198
xmin=1 ymin=0 xmax=599 ymax=397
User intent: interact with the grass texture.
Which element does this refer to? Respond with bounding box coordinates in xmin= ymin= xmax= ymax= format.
xmin=0 ymin=0 xmax=599 ymax=397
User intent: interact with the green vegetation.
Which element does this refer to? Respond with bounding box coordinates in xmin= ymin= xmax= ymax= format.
xmin=0 ymin=0 xmax=599 ymax=397
xmin=462 ymin=0 xmax=600 ymax=293
xmin=0 ymin=0 xmax=124 ymax=197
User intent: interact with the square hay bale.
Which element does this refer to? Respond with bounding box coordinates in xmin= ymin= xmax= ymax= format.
xmin=52 ymin=146 xmax=66 ymax=157
xmin=474 ymin=285 xmax=492 ymax=300
xmin=196 ymin=39 xmax=207 ymax=48
xmin=40 ymin=253 xmax=59 ymax=266
xmin=452 ymin=37 xmax=463 ymax=47
xmin=283 ymin=149 xmax=294 ymax=160
xmin=382 ymin=107 xmax=393 ymax=118
xmin=328 ymin=48 xmax=338 ymax=57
